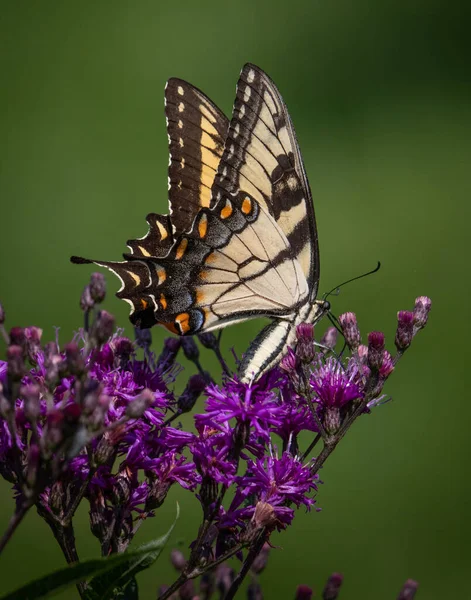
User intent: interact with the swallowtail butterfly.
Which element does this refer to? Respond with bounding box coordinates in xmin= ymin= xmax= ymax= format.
xmin=71 ymin=64 xmax=330 ymax=381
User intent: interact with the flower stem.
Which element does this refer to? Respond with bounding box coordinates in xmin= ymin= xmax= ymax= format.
xmin=0 ymin=499 xmax=33 ymax=556
xmin=301 ymin=432 xmax=322 ymax=462
xmin=224 ymin=531 xmax=266 ymax=600
xmin=158 ymin=541 xmax=248 ymax=599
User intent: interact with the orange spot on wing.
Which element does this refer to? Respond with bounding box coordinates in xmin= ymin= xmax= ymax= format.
xmin=175 ymin=312 xmax=191 ymax=334
xmin=220 ymin=200 xmax=233 ymax=219
xmin=200 ymin=270 xmax=208 ymax=280
xmin=196 ymin=290 xmax=205 ymax=304
xmin=140 ymin=299 xmax=148 ymax=310
xmin=175 ymin=238 xmax=188 ymax=259
xmin=160 ymin=293 xmax=167 ymax=310
xmin=161 ymin=322 xmax=178 ymax=334
xmin=156 ymin=267 xmax=166 ymax=284
xmin=205 ymin=252 xmax=216 ymax=265
xmin=198 ymin=214 xmax=208 ymax=238
xmin=241 ymin=197 xmax=252 ymax=215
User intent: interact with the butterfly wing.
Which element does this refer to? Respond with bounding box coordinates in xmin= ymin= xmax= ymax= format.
xmin=126 ymin=78 xmax=230 ymax=258
xmin=212 ymin=63 xmax=319 ymax=300
xmin=71 ymin=65 xmax=322 ymax=380
xmin=76 ymin=191 xmax=308 ymax=332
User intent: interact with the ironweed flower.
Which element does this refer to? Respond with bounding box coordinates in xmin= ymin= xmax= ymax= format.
xmin=0 ymin=279 xmax=431 ymax=600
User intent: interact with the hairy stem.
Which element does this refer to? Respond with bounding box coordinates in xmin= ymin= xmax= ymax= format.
xmin=158 ymin=541 xmax=247 ymax=599
xmin=224 ymin=531 xmax=266 ymax=600
xmin=41 ymin=510 xmax=88 ymax=598
xmin=301 ymin=432 xmax=322 ymax=462
xmin=0 ymin=498 xmax=33 ymax=556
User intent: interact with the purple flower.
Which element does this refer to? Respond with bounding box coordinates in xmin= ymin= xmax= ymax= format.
xmin=235 ymin=453 xmax=318 ymax=512
xmin=196 ymin=379 xmax=286 ymax=441
xmin=271 ymin=401 xmax=318 ymax=442
xmin=191 ymin=427 xmax=237 ymax=486
xmin=310 ymin=357 xmax=364 ymax=409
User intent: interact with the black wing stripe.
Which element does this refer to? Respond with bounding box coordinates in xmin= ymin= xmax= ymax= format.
xmin=165 ymin=78 xmax=229 ymax=234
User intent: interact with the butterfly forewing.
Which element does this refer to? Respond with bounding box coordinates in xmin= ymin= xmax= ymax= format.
xmin=212 ymin=64 xmax=319 ymax=298
xmin=165 ymin=78 xmax=229 ymax=234
xmin=126 ymin=79 xmax=229 ymax=259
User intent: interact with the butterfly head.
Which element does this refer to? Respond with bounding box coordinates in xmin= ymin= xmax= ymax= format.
xmin=307 ymin=299 xmax=331 ymax=326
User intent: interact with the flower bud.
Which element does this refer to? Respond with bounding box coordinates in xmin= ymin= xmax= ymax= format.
xmin=9 ymin=327 xmax=26 ymax=348
xmin=49 ymin=480 xmax=65 ymax=516
xmin=379 ymin=349 xmax=394 ymax=379
xmin=199 ymin=574 xmax=214 ymax=597
xmin=296 ymin=323 xmax=316 ymax=363
xmin=321 ymin=326 xmax=338 ymax=350
xmin=94 ymin=434 xmax=117 ymax=465
xmin=126 ymin=388 xmax=154 ymax=419
xmin=338 ymin=312 xmax=361 ymax=350
xmin=0 ymin=391 xmax=11 ymax=419
xmin=251 ymin=501 xmax=277 ymax=531
xmin=26 ymin=443 xmax=40 ymax=488
xmin=280 ymin=348 xmax=302 ymax=390
xmin=248 ymin=582 xmax=263 ymax=600
xmin=297 ymin=322 xmax=314 ymax=340
xmin=397 ymin=578 xmax=418 ymax=600
xmin=322 ymin=572 xmax=344 ymax=600
xmin=89 ymin=273 xmax=106 ymax=303
xmin=80 ymin=284 xmax=94 ymax=311
xmin=145 ymin=479 xmax=171 ymax=511
xmin=357 ymin=344 xmax=368 ymax=362
xmin=178 ymin=374 xmax=206 ymax=413
xmin=82 ymin=380 xmax=102 ymax=417
xmin=395 ymin=311 xmax=414 ymax=351
xmin=156 ymin=337 xmax=181 ymax=372
xmin=170 ymin=549 xmax=186 ymax=571
xmin=92 ymin=310 xmax=115 ymax=345
xmin=44 ymin=347 xmax=63 ymax=387
xmin=181 ymin=336 xmax=199 ymax=362
xmin=251 ymin=542 xmax=270 ymax=575
xmin=324 ymin=406 xmax=341 ymax=435
xmin=24 ymin=327 xmax=43 ymax=362
xmin=215 ymin=564 xmax=235 ymax=596
xmin=7 ymin=345 xmax=25 ymax=382
xmin=413 ymin=296 xmax=431 ymax=329
xmin=112 ymin=467 xmax=132 ymax=505
xmin=21 ymin=384 xmax=41 ymax=421
xmin=63 ymin=402 xmax=82 ymax=423
xmin=295 ymin=585 xmax=313 ymax=600
xmin=179 ymin=579 xmax=196 ymax=600
xmin=112 ymin=337 xmax=134 ymax=363
xmin=64 ymin=342 xmax=85 ymax=375
xmin=367 ymin=331 xmax=385 ymax=371
xmin=197 ymin=331 xmax=218 ymax=350
xmin=135 ymin=326 xmax=152 ymax=350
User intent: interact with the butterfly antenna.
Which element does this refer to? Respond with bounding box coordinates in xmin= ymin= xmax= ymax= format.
xmin=323 ymin=261 xmax=381 ymax=301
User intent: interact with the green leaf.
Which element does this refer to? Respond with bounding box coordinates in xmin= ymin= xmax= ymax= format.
xmin=90 ymin=503 xmax=180 ymax=599
xmin=0 ymin=503 xmax=180 ymax=600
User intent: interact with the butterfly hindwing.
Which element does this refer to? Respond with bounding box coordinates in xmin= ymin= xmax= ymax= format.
xmin=116 ymin=192 xmax=308 ymax=333
xmin=126 ymin=213 xmax=174 ymax=258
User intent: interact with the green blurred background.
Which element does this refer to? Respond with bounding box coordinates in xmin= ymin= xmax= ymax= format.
xmin=0 ymin=1 xmax=469 ymax=598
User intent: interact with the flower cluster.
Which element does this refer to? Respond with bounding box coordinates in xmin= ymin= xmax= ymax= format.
xmin=0 ymin=275 xmax=431 ymax=600
xmin=0 ymin=275 xmax=202 ymax=555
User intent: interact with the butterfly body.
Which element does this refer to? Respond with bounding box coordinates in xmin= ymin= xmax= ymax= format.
xmin=72 ymin=64 xmax=329 ymax=382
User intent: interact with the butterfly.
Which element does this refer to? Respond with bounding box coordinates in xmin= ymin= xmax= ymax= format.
xmin=71 ymin=64 xmax=330 ymax=382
